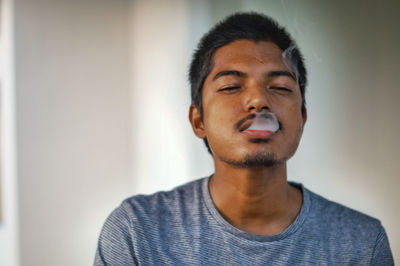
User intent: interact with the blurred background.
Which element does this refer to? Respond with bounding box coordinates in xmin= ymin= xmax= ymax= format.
xmin=0 ymin=0 xmax=399 ymax=265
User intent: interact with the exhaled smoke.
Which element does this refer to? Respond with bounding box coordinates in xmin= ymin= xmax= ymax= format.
xmin=282 ymin=42 xmax=299 ymax=83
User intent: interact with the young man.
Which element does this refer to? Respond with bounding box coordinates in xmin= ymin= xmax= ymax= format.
xmin=95 ymin=13 xmax=394 ymax=265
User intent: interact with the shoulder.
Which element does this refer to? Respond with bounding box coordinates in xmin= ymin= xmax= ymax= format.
xmin=121 ymin=177 xmax=204 ymax=217
xmin=100 ymin=177 xmax=205 ymax=236
xmin=305 ymin=187 xmax=382 ymax=233
xmin=95 ymin=177 xmax=207 ymax=265
xmin=298 ymin=186 xmax=394 ymax=264
xmin=303 ymin=186 xmax=394 ymax=260
xmin=109 ymin=177 xmax=206 ymax=234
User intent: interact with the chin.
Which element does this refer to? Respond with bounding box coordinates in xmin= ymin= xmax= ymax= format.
xmin=221 ymin=151 xmax=282 ymax=168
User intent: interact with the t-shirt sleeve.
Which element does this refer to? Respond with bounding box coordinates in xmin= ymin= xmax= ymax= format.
xmin=94 ymin=205 xmax=137 ymax=266
xmin=369 ymin=225 xmax=394 ymax=266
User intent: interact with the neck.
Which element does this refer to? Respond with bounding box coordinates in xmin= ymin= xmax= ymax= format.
xmin=209 ymin=160 xmax=302 ymax=236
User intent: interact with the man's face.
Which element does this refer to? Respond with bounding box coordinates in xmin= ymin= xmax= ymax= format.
xmin=190 ymin=40 xmax=306 ymax=167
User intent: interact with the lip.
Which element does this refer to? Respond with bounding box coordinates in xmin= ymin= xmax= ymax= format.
xmin=241 ymin=129 xmax=276 ymax=139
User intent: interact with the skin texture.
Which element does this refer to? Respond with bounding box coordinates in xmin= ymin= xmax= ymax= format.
xmin=189 ymin=40 xmax=307 ymax=236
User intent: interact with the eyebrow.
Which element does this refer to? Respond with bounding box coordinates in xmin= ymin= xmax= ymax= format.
xmin=267 ymin=70 xmax=297 ymax=82
xmin=212 ymin=69 xmax=297 ymax=82
xmin=212 ymin=70 xmax=247 ymax=81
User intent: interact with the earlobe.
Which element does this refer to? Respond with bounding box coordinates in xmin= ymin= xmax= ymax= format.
xmin=189 ymin=104 xmax=206 ymax=139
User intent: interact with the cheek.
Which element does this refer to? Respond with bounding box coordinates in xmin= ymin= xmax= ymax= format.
xmin=201 ymin=100 xmax=241 ymax=151
xmin=203 ymin=113 xmax=230 ymax=141
xmin=277 ymin=103 xmax=305 ymax=135
xmin=203 ymin=98 xmax=240 ymax=130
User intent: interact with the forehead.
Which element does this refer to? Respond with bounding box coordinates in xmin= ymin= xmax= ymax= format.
xmin=211 ymin=40 xmax=286 ymax=71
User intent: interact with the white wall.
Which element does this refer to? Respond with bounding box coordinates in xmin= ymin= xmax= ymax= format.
xmin=129 ymin=0 xmax=213 ymax=195
xmin=14 ymin=0 xmax=133 ymax=265
xmin=0 ymin=0 xmax=19 ymax=265
xmin=128 ymin=0 xmax=215 ymax=196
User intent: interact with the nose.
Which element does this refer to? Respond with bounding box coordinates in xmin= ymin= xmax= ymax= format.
xmin=243 ymin=82 xmax=271 ymax=113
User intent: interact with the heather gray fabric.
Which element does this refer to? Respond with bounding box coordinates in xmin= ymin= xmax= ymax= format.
xmin=94 ymin=177 xmax=394 ymax=265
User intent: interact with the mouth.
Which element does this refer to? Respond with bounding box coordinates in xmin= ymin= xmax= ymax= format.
xmin=237 ymin=113 xmax=280 ymax=140
xmin=242 ymin=128 xmax=275 ymax=139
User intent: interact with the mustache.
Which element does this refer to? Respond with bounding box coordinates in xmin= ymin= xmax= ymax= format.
xmin=235 ymin=113 xmax=282 ymax=131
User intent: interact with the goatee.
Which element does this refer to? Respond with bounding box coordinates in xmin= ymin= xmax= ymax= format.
xmin=222 ymin=152 xmax=280 ymax=168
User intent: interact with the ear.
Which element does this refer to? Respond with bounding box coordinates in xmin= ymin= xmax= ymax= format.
xmin=189 ymin=104 xmax=206 ymax=139
xmin=301 ymin=106 xmax=308 ymax=127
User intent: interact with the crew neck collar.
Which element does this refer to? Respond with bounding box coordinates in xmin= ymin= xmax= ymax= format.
xmin=201 ymin=176 xmax=311 ymax=242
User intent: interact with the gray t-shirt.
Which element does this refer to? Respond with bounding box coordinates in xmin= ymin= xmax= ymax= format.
xmin=95 ymin=177 xmax=394 ymax=265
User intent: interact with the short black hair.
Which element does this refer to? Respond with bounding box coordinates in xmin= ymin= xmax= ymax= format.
xmin=189 ymin=12 xmax=307 ymax=154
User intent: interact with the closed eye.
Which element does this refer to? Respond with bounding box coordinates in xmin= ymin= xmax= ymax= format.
xmin=269 ymin=86 xmax=292 ymax=92
xmin=218 ymin=86 xmax=241 ymax=92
